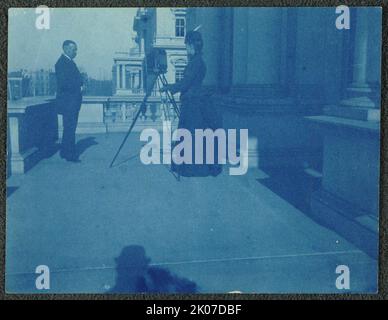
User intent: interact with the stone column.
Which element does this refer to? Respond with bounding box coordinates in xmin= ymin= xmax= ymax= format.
xmin=136 ymin=72 xmax=139 ymax=90
xmin=336 ymin=8 xmax=381 ymax=120
xmin=116 ymin=64 xmax=120 ymax=89
xmin=232 ymin=8 xmax=283 ymax=86
xmin=121 ymin=103 xmax=126 ymax=121
xmin=230 ymin=8 xmax=287 ymax=101
xmin=131 ymin=73 xmax=135 ymax=89
xmin=8 ymin=115 xmax=21 ymax=158
xmin=246 ymin=8 xmax=282 ymax=85
xmin=351 ymin=9 xmax=369 ymax=90
xmin=232 ymin=8 xmax=249 ymax=85
xmin=122 ymin=65 xmax=126 ymax=89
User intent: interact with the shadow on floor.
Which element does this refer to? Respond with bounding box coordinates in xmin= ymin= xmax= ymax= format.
xmin=40 ymin=143 xmax=60 ymax=159
xmin=76 ymin=137 xmax=98 ymax=158
xmin=258 ymin=167 xmax=377 ymax=259
xmin=108 ymin=245 xmax=198 ymax=293
xmin=111 ymin=152 xmax=142 ymax=168
xmin=258 ymin=167 xmax=321 ymax=215
xmin=7 ymin=187 xmax=19 ymax=198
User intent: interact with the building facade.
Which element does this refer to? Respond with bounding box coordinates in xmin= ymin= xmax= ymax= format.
xmin=108 ymin=8 xmax=187 ymax=130
xmin=8 ymin=69 xmax=57 ymax=100
xmin=32 ymin=69 xmax=57 ymax=96
xmin=113 ymin=8 xmax=188 ymax=96
xmin=113 ymin=48 xmax=144 ymax=96
xmin=133 ymin=7 xmax=188 ymax=87
xmin=184 ymin=7 xmax=381 ymax=257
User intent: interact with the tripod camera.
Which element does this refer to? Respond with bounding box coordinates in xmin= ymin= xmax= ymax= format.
xmin=109 ymin=48 xmax=180 ymax=168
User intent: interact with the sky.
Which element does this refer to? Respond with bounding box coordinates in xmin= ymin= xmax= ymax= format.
xmin=8 ymin=8 xmax=138 ymax=79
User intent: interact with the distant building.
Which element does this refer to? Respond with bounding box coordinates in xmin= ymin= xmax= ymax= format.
xmin=31 ymin=69 xmax=56 ymax=96
xmin=8 ymin=70 xmax=25 ymax=100
xmin=113 ymin=48 xmax=144 ymax=96
xmin=83 ymin=77 xmax=113 ymax=96
xmin=8 ymin=69 xmax=35 ymax=100
xmin=113 ymin=8 xmax=187 ymax=96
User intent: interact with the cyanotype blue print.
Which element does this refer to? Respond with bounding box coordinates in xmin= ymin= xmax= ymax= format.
xmin=6 ymin=7 xmax=382 ymax=293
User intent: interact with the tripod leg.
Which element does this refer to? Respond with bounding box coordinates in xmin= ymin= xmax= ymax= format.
xmin=109 ymin=102 xmax=145 ymax=168
xmin=159 ymin=74 xmax=180 ymax=118
xmin=157 ymin=78 xmax=170 ymax=121
xmin=162 ymin=77 xmax=180 ymax=118
xmin=157 ymin=75 xmax=183 ymax=182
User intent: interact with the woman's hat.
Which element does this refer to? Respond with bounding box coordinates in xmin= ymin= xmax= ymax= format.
xmin=185 ymin=30 xmax=203 ymax=52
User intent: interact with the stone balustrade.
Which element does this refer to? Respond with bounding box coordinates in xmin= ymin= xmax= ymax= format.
xmin=7 ymin=95 xmax=180 ymax=175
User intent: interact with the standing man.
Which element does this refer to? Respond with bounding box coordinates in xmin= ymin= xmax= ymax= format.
xmin=55 ymin=40 xmax=83 ymax=162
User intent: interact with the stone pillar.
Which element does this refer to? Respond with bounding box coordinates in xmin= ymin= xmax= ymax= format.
xmin=8 ymin=116 xmax=21 ymax=158
xmin=121 ymin=65 xmax=126 ymax=89
xmin=326 ymin=8 xmax=381 ymax=120
xmin=121 ymin=103 xmax=126 ymax=121
xmin=222 ymin=8 xmax=294 ymax=170
xmin=343 ymin=8 xmax=381 ymax=111
xmin=232 ymin=8 xmax=248 ymax=85
xmin=232 ymin=8 xmax=283 ymax=86
xmin=129 ymin=72 xmax=132 ymax=89
xmin=133 ymin=73 xmax=137 ymax=89
xmin=351 ymin=9 xmax=369 ymax=89
xmin=246 ymin=8 xmax=282 ymax=85
xmin=231 ymin=7 xmax=287 ymax=100
xmin=351 ymin=8 xmax=373 ymax=92
xmin=116 ymin=64 xmax=120 ymax=89
xmin=138 ymin=72 xmax=141 ymax=90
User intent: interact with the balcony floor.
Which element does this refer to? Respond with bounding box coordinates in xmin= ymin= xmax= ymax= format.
xmin=6 ymin=133 xmax=377 ymax=293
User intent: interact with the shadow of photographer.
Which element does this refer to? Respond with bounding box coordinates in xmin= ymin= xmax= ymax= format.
xmin=108 ymin=245 xmax=198 ymax=293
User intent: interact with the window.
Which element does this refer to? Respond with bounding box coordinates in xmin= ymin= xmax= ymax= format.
xmin=175 ymin=18 xmax=185 ymax=37
xmin=175 ymin=69 xmax=184 ymax=83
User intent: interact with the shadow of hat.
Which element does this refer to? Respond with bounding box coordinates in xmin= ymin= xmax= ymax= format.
xmin=115 ymin=245 xmax=151 ymax=271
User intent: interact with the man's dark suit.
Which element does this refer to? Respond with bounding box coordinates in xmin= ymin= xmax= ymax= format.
xmin=55 ymin=54 xmax=83 ymax=160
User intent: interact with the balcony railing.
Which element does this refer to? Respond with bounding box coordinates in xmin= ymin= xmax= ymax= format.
xmin=7 ymin=95 xmax=180 ymax=175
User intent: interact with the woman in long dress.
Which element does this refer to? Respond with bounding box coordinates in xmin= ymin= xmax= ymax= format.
xmin=161 ymin=31 xmax=222 ymax=177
